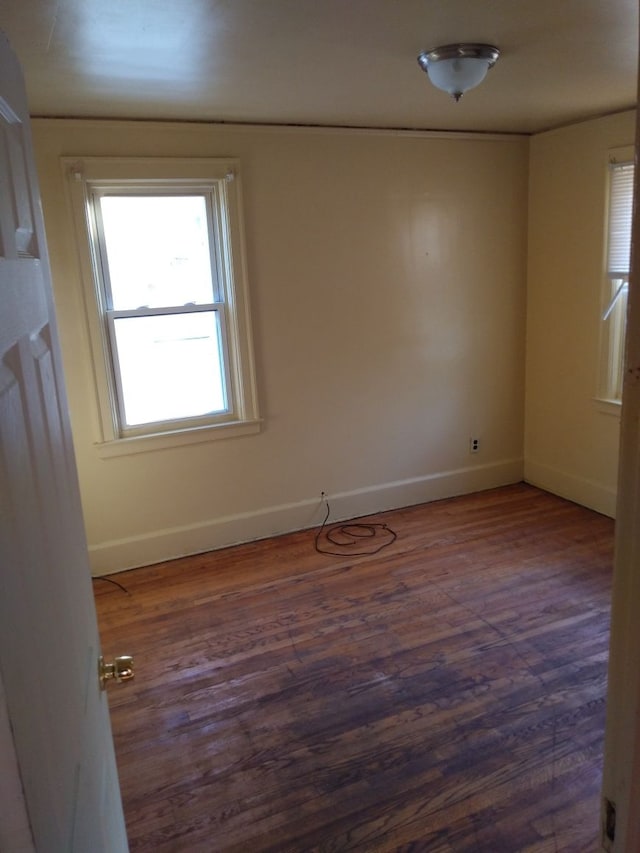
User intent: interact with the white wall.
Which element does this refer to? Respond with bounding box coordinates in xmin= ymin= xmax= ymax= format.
xmin=525 ymin=110 xmax=636 ymax=517
xmin=33 ymin=119 xmax=528 ymax=574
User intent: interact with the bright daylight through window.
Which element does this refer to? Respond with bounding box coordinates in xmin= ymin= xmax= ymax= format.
xmin=65 ymin=158 xmax=259 ymax=452
xmin=100 ymin=195 xmax=226 ymax=426
xmin=601 ymin=153 xmax=634 ymax=404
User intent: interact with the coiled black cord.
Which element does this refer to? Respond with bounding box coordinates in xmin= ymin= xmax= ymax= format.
xmin=314 ymin=498 xmax=397 ymax=557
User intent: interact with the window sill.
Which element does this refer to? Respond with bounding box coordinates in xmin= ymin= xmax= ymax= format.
xmin=95 ymin=419 xmax=262 ymax=458
xmin=594 ymin=397 xmax=622 ymax=417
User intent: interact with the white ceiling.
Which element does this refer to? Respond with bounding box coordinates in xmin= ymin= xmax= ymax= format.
xmin=0 ymin=0 xmax=637 ymax=135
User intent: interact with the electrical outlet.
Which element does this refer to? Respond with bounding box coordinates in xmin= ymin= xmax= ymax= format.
xmin=470 ymin=437 xmax=480 ymax=453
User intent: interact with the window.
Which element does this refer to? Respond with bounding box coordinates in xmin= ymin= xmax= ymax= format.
xmin=64 ymin=158 xmax=259 ymax=453
xmin=598 ymin=148 xmax=634 ymax=403
xmin=600 ymin=149 xmax=634 ymax=404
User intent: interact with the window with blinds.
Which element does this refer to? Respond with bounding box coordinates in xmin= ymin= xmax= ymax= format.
xmin=600 ymin=155 xmax=634 ymax=403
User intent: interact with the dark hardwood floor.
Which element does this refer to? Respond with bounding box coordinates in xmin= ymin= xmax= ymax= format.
xmin=94 ymin=483 xmax=614 ymax=852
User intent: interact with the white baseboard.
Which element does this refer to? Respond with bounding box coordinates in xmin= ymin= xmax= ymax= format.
xmin=89 ymin=457 xmax=524 ymax=576
xmin=524 ymin=459 xmax=617 ymax=519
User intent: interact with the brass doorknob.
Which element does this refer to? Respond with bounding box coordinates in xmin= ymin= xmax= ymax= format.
xmin=99 ymin=655 xmax=134 ymax=690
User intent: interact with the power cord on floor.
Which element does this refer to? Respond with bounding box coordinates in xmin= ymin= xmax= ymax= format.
xmin=314 ymin=497 xmax=397 ymax=557
xmin=92 ymin=575 xmax=130 ymax=594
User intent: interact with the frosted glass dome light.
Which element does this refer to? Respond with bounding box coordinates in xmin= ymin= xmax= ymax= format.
xmin=417 ymin=44 xmax=500 ymax=102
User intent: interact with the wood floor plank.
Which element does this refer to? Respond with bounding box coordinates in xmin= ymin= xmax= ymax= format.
xmin=95 ymin=483 xmax=613 ymax=852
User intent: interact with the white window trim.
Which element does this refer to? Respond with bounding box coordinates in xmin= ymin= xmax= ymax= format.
xmin=596 ymin=145 xmax=634 ymax=411
xmin=594 ymin=397 xmax=622 ymax=417
xmin=63 ymin=157 xmax=260 ymax=455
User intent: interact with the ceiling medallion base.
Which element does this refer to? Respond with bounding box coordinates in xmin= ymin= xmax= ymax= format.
xmin=417 ymin=43 xmax=500 ymax=102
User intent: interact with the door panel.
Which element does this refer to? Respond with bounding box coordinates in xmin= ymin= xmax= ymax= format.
xmin=0 ymin=32 xmax=128 ymax=852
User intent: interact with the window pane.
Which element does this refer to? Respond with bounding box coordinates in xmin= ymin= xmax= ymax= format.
xmin=113 ymin=312 xmax=226 ymax=426
xmin=608 ymin=281 xmax=629 ymax=400
xmin=100 ymin=196 xmax=216 ymax=309
xmin=607 ymin=163 xmax=634 ymax=277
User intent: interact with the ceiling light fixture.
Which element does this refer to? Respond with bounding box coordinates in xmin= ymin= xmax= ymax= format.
xmin=417 ymin=43 xmax=500 ymax=102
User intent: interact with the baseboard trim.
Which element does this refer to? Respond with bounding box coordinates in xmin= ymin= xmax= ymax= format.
xmin=524 ymin=459 xmax=617 ymax=519
xmin=89 ymin=457 xmax=524 ymax=575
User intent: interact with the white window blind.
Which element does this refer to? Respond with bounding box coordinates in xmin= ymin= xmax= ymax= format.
xmin=607 ymin=161 xmax=634 ymax=278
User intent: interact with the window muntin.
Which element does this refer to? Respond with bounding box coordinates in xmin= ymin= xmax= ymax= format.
xmin=64 ymin=157 xmax=259 ymax=449
xmin=600 ymin=154 xmax=634 ymax=404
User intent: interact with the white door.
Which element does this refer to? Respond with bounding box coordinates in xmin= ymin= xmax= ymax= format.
xmin=0 ymin=33 xmax=129 ymax=852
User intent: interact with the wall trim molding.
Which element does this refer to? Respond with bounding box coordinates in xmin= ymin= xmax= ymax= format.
xmin=33 ymin=116 xmax=526 ymax=143
xmin=524 ymin=458 xmax=617 ymax=518
xmin=89 ymin=457 xmax=524 ymax=575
